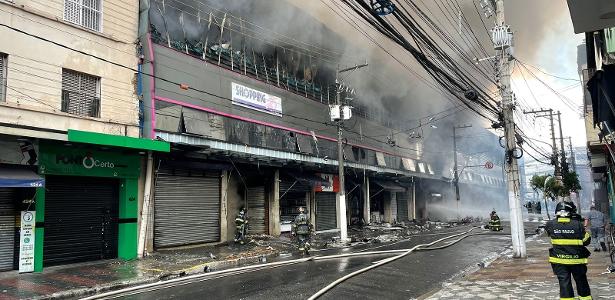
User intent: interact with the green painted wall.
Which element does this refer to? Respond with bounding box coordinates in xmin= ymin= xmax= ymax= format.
xmin=34 ymin=186 xmax=45 ymax=272
xmin=35 ymin=142 xmax=141 ymax=271
xmin=118 ymin=178 xmax=138 ymax=260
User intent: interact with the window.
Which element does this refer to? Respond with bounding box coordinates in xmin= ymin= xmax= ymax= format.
xmin=64 ymin=0 xmax=102 ymax=32
xmin=0 ymin=53 xmax=6 ymax=102
xmin=61 ymin=69 xmax=101 ymax=117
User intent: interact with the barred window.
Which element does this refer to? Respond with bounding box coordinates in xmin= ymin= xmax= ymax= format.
xmin=64 ymin=0 xmax=103 ymax=32
xmin=61 ymin=69 xmax=101 ymax=118
xmin=0 ymin=54 xmax=6 ymax=102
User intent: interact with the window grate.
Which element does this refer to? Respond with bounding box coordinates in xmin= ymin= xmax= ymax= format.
xmin=64 ymin=0 xmax=102 ymax=32
xmin=61 ymin=69 xmax=101 ymax=117
xmin=0 ymin=54 xmax=6 ymax=102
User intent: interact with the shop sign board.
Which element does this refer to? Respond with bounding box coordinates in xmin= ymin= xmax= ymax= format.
xmin=19 ymin=211 xmax=35 ymax=273
xmin=314 ymin=173 xmax=339 ymax=193
xmin=232 ymin=82 xmax=282 ymax=116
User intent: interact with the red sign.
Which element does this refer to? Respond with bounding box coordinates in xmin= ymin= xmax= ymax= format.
xmin=484 ymin=161 xmax=494 ymax=169
xmin=314 ymin=174 xmax=340 ymax=192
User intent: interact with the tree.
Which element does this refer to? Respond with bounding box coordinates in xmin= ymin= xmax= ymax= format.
xmin=530 ymin=174 xmax=551 ymax=220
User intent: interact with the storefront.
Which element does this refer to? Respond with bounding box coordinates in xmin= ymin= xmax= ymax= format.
xmin=153 ymin=164 xmax=221 ymax=248
xmin=33 ymin=129 xmax=169 ymax=272
xmin=279 ymin=174 xmax=311 ymax=232
xmin=314 ymin=173 xmax=338 ymax=231
xmin=37 ymin=141 xmax=141 ymax=268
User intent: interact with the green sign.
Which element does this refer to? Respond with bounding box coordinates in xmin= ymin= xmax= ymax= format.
xmin=39 ymin=143 xmax=141 ymax=178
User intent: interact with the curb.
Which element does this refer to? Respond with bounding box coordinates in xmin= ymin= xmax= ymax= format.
xmin=34 ymin=250 xmax=280 ymax=300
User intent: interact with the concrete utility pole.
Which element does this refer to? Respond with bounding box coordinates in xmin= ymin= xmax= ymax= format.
xmin=523 ymin=109 xmax=560 ymax=180
xmin=568 ymin=137 xmax=576 ymax=172
xmin=557 ymin=111 xmax=568 ymax=173
xmin=495 ymin=0 xmax=526 ymax=258
xmin=335 ymin=63 xmax=367 ymax=242
xmin=453 ymin=124 xmax=472 ymax=219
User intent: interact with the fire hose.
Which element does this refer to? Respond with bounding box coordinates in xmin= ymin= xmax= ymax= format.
xmin=84 ymin=227 xmax=494 ymax=299
xmin=307 ymin=227 xmax=477 ymax=300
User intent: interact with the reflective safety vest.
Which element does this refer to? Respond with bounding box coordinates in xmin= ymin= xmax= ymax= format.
xmin=545 ymin=215 xmax=591 ymax=265
xmin=489 ymin=216 xmax=502 ymax=228
xmin=293 ymin=213 xmax=311 ymax=235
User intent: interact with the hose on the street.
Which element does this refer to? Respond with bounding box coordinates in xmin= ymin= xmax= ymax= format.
xmin=307 ymin=227 xmax=477 ymax=300
xmin=85 ymin=227 xmax=488 ymax=299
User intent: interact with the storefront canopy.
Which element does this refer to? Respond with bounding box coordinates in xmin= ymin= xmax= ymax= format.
xmin=374 ymin=180 xmax=406 ymax=192
xmin=0 ymin=167 xmax=44 ymax=188
xmin=285 ymin=172 xmax=331 ymax=187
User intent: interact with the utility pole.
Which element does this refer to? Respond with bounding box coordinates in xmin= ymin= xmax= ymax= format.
xmin=523 ymin=109 xmax=560 ymax=179
xmin=557 ymin=111 xmax=568 ymax=173
xmin=495 ymin=0 xmax=526 ymax=258
xmin=568 ymin=137 xmax=576 ymax=172
xmin=335 ymin=63 xmax=367 ymax=243
xmin=453 ymin=124 xmax=472 ymax=220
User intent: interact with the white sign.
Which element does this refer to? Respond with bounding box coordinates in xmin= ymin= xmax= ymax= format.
xmin=232 ymin=82 xmax=282 ymax=116
xmin=19 ymin=211 xmax=35 ymax=273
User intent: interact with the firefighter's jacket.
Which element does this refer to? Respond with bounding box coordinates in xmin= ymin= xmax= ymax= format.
xmin=235 ymin=212 xmax=247 ymax=227
xmin=489 ymin=215 xmax=502 ymax=229
xmin=545 ymin=215 xmax=591 ymax=265
xmin=292 ymin=213 xmax=311 ymax=235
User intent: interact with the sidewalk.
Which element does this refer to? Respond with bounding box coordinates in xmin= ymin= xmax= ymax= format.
xmin=425 ymin=234 xmax=615 ymax=299
xmin=0 ymin=242 xmax=279 ymax=300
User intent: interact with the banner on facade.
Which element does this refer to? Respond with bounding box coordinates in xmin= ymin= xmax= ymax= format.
xmin=231 ymin=82 xmax=282 ymax=117
xmin=19 ymin=211 xmax=35 ymax=273
xmin=314 ymin=173 xmax=339 ymax=192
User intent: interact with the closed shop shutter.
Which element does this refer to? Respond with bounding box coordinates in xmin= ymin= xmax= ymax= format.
xmin=316 ymin=192 xmax=337 ymax=231
xmin=247 ymin=186 xmax=266 ymax=234
xmin=44 ymin=176 xmax=119 ymax=266
xmin=397 ymin=192 xmax=409 ymax=222
xmin=154 ymin=168 xmax=220 ymax=248
xmin=0 ymin=189 xmax=15 ymax=271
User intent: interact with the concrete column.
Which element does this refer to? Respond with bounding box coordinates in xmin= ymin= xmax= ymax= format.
xmin=220 ymin=170 xmax=229 ymax=242
xmin=408 ymin=182 xmax=415 ymax=221
xmin=335 ymin=193 xmax=341 ymax=229
xmin=384 ymin=192 xmax=392 ymax=223
xmin=308 ymin=191 xmax=316 ymax=227
xmin=390 ymin=192 xmax=397 ymax=223
xmin=363 ymin=176 xmax=370 ymax=224
xmin=269 ymin=169 xmax=281 ymax=236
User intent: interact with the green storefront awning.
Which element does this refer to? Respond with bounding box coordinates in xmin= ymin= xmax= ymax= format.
xmin=68 ymin=130 xmax=170 ymax=152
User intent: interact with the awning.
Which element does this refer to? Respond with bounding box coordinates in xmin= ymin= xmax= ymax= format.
xmin=286 ymin=172 xmax=331 ymax=187
xmin=374 ymin=180 xmax=406 ymax=192
xmin=0 ymin=167 xmax=44 ymax=187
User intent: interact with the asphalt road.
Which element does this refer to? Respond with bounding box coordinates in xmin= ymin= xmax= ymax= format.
xmin=108 ymin=223 xmax=540 ymax=300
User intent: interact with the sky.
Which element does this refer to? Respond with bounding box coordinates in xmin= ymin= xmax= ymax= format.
xmin=504 ymin=0 xmax=586 ymax=151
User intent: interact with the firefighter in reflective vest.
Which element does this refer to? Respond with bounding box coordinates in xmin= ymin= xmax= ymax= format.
xmin=292 ymin=206 xmax=313 ymax=253
xmin=234 ymin=207 xmax=248 ymax=245
xmin=489 ymin=210 xmax=502 ymax=231
xmin=545 ymin=201 xmax=592 ymax=300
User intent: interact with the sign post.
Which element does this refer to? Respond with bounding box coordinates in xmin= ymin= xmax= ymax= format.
xmin=19 ymin=211 xmax=35 ymax=273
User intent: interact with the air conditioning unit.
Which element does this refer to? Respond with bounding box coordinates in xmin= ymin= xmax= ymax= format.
xmin=492 ymin=25 xmax=513 ymax=50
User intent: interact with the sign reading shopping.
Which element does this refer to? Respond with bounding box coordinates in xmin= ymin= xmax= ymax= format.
xmin=39 ymin=143 xmax=140 ymax=178
xmin=232 ymin=82 xmax=282 ymax=117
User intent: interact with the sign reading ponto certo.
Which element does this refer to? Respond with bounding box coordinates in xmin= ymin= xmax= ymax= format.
xmin=484 ymin=161 xmax=494 ymax=169
xmin=56 ymin=154 xmax=115 ymax=169
xmin=232 ymin=82 xmax=282 ymax=116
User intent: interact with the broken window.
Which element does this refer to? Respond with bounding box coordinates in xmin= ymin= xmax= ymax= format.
xmin=64 ymin=0 xmax=103 ymax=32
xmin=61 ymin=69 xmax=101 ymax=118
xmin=0 ymin=53 xmax=6 ymax=102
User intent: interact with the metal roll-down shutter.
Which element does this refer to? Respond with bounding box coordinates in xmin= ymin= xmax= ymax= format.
xmin=247 ymin=186 xmax=266 ymax=234
xmin=316 ymin=192 xmax=337 ymax=231
xmin=397 ymin=192 xmax=409 ymax=222
xmin=0 ymin=189 xmax=15 ymax=271
xmin=44 ymin=176 xmax=119 ymax=266
xmin=154 ymin=168 xmax=220 ymax=248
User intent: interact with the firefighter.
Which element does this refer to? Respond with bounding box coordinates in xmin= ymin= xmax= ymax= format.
xmin=234 ymin=207 xmax=248 ymax=245
xmin=545 ymin=201 xmax=592 ymax=300
xmin=489 ymin=210 xmax=502 ymax=231
xmin=292 ymin=206 xmax=313 ymax=254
